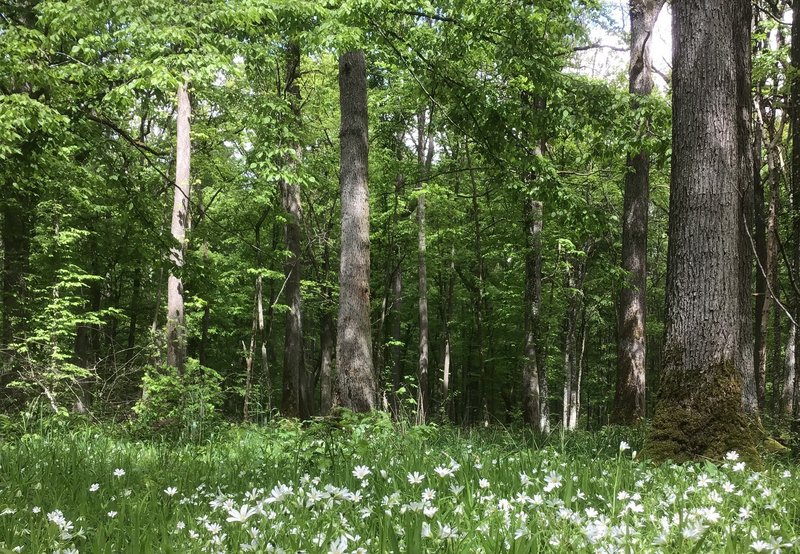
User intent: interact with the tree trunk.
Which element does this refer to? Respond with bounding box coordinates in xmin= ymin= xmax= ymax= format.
xmin=782 ymin=324 xmax=796 ymax=417
xmin=166 ymin=83 xmax=191 ymax=374
xmin=792 ymin=0 xmax=800 ymax=448
xmin=320 ymin=308 xmax=334 ymax=416
xmin=522 ymin=198 xmax=546 ymax=432
xmin=335 ymin=50 xmax=376 ymax=412
xmin=416 ymin=110 xmax=434 ymax=423
xmin=614 ymin=0 xmax=665 ymax=425
xmin=753 ymin=103 xmax=768 ymax=413
xmin=645 ymin=0 xmax=759 ymax=462
xmin=562 ymin=253 xmax=586 ymax=431
xmin=279 ymin=42 xmax=307 ymax=419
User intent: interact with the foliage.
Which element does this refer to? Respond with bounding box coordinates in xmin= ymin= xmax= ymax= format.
xmin=132 ymin=359 xmax=223 ymax=440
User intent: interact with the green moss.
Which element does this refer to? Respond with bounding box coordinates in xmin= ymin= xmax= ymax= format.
xmin=643 ymin=359 xmax=761 ymax=467
xmin=762 ymin=437 xmax=790 ymax=455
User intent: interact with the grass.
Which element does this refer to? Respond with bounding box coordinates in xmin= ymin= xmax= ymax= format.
xmin=0 ymin=415 xmax=798 ymax=553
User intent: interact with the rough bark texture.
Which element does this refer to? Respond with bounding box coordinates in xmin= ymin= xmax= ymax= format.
xmin=614 ymin=0 xmax=665 ymax=425
xmin=280 ymin=42 xmax=306 ymax=419
xmin=335 ymin=51 xmax=376 ymax=412
xmin=735 ymin=0 xmax=758 ymax=417
xmin=166 ymin=83 xmax=191 ymax=374
xmin=522 ymin=198 xmax=546 ymax=432
xmin=782 ymin=324 xmax=796 ymax=417
xmin=645 ymin=0 xmax=759 ymax=463
xmin=753 ymin=106 xmax=768 ymax=413
xmin=792 ymin=0 xmax=800 ymax=446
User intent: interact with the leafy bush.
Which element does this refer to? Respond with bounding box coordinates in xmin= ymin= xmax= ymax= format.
xmin=131 ymin=359 xmax=223 ymax=440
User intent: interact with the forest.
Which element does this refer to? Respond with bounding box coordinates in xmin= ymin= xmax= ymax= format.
xmin=2 ymin=0 xmax=800 ymax=552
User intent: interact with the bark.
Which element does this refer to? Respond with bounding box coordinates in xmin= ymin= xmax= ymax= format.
xmin=614 ymin=0 xmax=665 ymax=425
xmin=522 ymin=197 xmax=546 ymax=432
xmin=279 ymin=174 xmax=305 ymax=417
xmin=562 ymin=253 xmax=586 ymax=431
xmin=645 ymin=0 xmax=759 ymax=463
xmin=390 ymin=254 xmax=403 ymax=416
xmin=439 ymin=242 xmax=456 ymax=418
xmin=735 ymin=0 xmax=758 ymax=417
xmin=166 ymin=83 xmax=191 ymax=374
xmin=388 ymin=157 xmax=406 ymax=417
xmin=319 ymin=307 xmax=335 ymax=416
xmin=792 ymin=0 xmax=800 ymax=446
xmin=416 ymin=111 xmax=434 ymax=423
xmin=782 ymin=324 xmax=796 ymax=417
xmin=279 ymin=42 xmax=307 ymax=419
xmin=753 ymin=104 xmax=768 ymax=413
xmin=335 ymin=51 xmax=376 ymax=412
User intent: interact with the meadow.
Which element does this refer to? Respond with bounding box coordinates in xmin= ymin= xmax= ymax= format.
xmin=0 ymin=414 xmax=798 ymax=553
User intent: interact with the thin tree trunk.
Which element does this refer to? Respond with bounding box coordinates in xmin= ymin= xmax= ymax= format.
xmin=335 ymin=50 xmax=376 ymax=412
xmin=562 ymin=253 xmax=586 ymax=431
xmin=279 ymin=42 xmax=307 ymax=419
xmin=166 ymin=83 xmax=191 ymax=374
xmin=522 ymin=197 xmax=546 ymax=432
xmin=416 ymin=110 xmax=434 ymax=423
xmin=753 ymin=102 xmax=768 ymax=413
xmin=614 ymin=0 xmax=665 ymax=425
xmin=783 ymin=324 xmax=796 ymax=417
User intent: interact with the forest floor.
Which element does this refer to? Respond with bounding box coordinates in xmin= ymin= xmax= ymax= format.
xmin=0 ymin=415 xmax=798 ymax=553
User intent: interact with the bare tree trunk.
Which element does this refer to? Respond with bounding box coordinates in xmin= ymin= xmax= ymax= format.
xmin=736 ymin=0 xmax=758 ymax=417
xmin=791 ymin=1 xmax=800 ymax=447
xmin=782 ymin=324 xmax=796 ymax=417
xmin=522 ymin=198 xmax=546 ymax=432
xmin=646 ymin=0 xmax=759 ymax=462
xmin=335 ymin=51 xmax=376 ymax=412
xmin=416 ymin=110 xmax=434 ymax=423
xmin=320 ymin=308 xmax=334 ymax=415
xmin=614 ymin=0 xmax=665 ymax=425
xmin=439 ymin=242 xmax=456 ymax=419
xmin=279 ymin=42 xmax=307 ymax=419
xmin=166 ymin=83 xmax=191 ymax=374
xmin=753 ymin=101 xmax=768 ymax=413
xmin=562 ymin=253 xmax=586 ymax=431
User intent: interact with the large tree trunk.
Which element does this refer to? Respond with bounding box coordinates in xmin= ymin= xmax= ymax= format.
xmin=522 ymin=198 xmax=546 ymax=432
xmin=792 ymin=0 xmax=800 ymax=447
xmin=614 ymin=0 xmax=665 ymax=425
xmin=166 ymin=83 xmax=191 ymax=374
xmin=645 ymin=0 xmax=759 ymax=462
xmin=335 ymin=50 xmax=376 ymax=412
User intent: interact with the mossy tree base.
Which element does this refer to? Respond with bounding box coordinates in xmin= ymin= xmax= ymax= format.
xmin=644 ymin=360 xmax=761 ymax=466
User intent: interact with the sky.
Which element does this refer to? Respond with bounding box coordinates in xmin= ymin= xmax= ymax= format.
xmin=576 ymin=1 xmax=673 ymax=89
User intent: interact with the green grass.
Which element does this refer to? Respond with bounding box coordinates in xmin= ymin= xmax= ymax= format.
xmin=0 ymin=416 xmax=798 ymax=553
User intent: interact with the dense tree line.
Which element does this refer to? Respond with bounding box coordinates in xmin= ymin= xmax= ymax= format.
xmin=1 ymin=0 xmax=800 ymax=461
